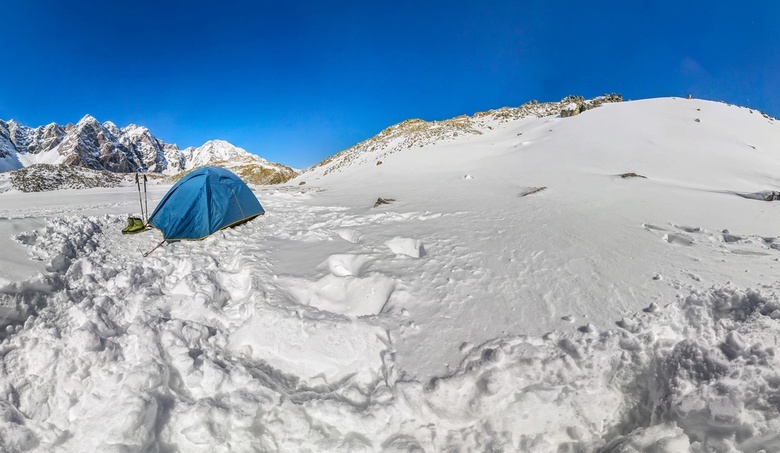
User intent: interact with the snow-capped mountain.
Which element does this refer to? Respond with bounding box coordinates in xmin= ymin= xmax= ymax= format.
xmin=182 ymin=139 xmax=250 ymax=168
xmin=181 ymin=139 xmax=297 ymax=184
xmin=0 ymin=116 xmax=295 ymax=184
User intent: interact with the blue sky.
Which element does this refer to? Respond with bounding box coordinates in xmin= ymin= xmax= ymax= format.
xmin=1 ymin=1 xmax=778 ymax=168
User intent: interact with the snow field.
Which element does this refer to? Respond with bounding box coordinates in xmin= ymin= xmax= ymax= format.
xmin=1 ymin=189 xmax=779 ymax=451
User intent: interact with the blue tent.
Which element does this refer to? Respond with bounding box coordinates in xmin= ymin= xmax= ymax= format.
xmin=148 ymin=167 xmax=264 ymax=241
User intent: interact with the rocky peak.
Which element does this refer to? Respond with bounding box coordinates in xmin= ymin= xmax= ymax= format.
xmin=4 ymin=120 xmax=36 ymax=153
xmin=163 ymin=143 xmax=185 ymax=173
xmin=34 ymin=123 xmax=66 ymax=152
xmin=0 ymin=123 xmax=15 ymax=161
xmin=0 ymin=120 xmax=9 ymax=140
xmin=122 ymin=124 xmax=149 ymax=136
xmin=77 ymin=114 xmax=99 ymax=124
xmin=103 ymin=121 xmax=120 ymax=136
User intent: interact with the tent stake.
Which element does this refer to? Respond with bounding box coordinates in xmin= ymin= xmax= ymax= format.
xmin=143 ymin=240 xmax=166 ymax=258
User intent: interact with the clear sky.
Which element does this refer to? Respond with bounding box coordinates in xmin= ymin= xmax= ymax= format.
xmin=1 ymin=1 xmax=778 ymax=169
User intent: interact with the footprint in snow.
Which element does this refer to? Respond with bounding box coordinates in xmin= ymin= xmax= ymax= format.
xmin=663 ymin=233 xmax=694 ymax=246
xmin=334 ymin=229 xmax=363 ymax=244
xmin=324 ymin=254 xmax=373 ymax=277
xmin=642 ymin=223 xmax=667 ymax=232
xmin=647 ymin=221 xmax=777 ymax=256
xmin=672 ymin=224 xmax=702 ymax=234
xmin=731 ymin=249 xmax=770 ymax=256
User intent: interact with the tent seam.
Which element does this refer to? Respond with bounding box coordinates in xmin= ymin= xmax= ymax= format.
xmin=230 ymin=187 xmax=246 ymax=219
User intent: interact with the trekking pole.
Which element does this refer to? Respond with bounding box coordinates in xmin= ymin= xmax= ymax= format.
xmin=143 ymin=174 xmax=149 ymax=224
xmin=135 ymin=173 xmax=144 ymax=220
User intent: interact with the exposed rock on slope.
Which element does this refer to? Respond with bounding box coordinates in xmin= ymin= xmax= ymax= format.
xmin=560 ymin=94 xmax=623 ymax=117
xmin=217 ymin=160 xmax=298 ymax=185
xmin=9 ymin=164 xmax=124 ymax=192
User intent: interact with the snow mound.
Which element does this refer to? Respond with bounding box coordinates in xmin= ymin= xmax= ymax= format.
xmin=282 ymin=268 xmax=395 ymax=317
xmin=385 ymin=237 xmax=425 ymax=258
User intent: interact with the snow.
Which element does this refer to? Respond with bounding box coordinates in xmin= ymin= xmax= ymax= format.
xmin=0 ymin=97 xmax=779 ymax=450
xmin=0 ymin=154 xmax=22 ymax=172
xmin=0 ymin=135 xmax=22 ymax=172
xmin=384 ymin=236 xmax=425 ymax=258
xmin=15 ymin=148 xmax=66 ymax=167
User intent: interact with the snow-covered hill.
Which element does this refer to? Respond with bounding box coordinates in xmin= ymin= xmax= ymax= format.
xmin=0 ymin=117 xmax=296 ymax=186
xmin=303 ymin=94 xmax=621 ymax=178
xmin=1 ymin=96 xmax=780 ymax=451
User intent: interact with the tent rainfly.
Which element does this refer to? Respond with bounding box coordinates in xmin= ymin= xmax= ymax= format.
xmin=148 ymin=166 xmax=265 ymax=241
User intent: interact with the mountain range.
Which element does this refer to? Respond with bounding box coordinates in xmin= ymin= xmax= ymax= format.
xmin=0 ymin=115 xmax=296 ymax=185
